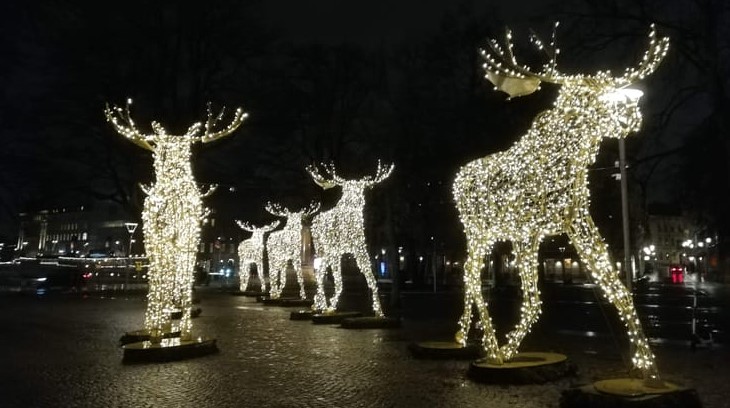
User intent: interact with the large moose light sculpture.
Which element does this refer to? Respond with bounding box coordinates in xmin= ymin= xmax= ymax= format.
xmin=453 ymin=25 xmax=668 ymax=380
xmin=105 ymin=100 xmax=246 ymax=342
xmin=307 ymin=161 xmax=394 ymax=317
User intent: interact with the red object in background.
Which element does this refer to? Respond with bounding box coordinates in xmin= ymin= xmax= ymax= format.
xmin=670 ymin=265 xmax=684 ymax=283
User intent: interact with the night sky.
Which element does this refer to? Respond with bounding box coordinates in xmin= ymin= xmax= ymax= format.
xmin=1 ymin=0 xmax=728 ymax=255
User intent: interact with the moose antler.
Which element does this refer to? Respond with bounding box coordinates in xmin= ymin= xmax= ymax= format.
xmin=482 ymin=24 xmax=669 ymax=98
xmin=199 ymin=102 xmax=248 ymax=144
xmin=306 ymin=163 xmax=346 ymax=189
xmin=301 ymin=201 xmax=321 ymax=216
xmin=105 ymin=99 xmax=246 ymax=146
xmin=104 ymin=100 xmax=155 ymax=151
xmin=139 ymin=183 xmax=152 ymax=196
xmin=614 ymin=25 xmax=670 ymax=87
xmin=236 ymin=219 xmax=281 ymax=233
xmin=200 ymin=183 xmax=218 ymax=198
xmin=265 ymin=202 xmax=291 ymax=217
xmin=362 ymin=161 xmax=395 ymax=187
xmin=481 ymin=25 xmax=567 ymax=98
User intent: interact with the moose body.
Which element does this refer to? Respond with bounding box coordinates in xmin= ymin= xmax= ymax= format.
xmin=453 ymin=27 xmax=668 ymax=380
xmin=456 ymin=88 xmax=637 ymax=241
xmin=141 ymin=139 xmax=205 ymax=340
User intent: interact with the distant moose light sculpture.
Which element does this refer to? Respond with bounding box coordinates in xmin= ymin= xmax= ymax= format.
xmin=307 ymin=161 xmax=394 ymax=317
xmin=453 ymin=25 xmax=668 ymax=380
xmin=265 ymin=202 xmax=320 ymax=300
xmin=105 ymin=100 xmax=246 ymax=342
xmin=236 ymin=220 xmax=280 ymax=293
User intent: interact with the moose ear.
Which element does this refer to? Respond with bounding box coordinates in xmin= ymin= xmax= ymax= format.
xmin=486 ymin=71 xmax=541 ymax=98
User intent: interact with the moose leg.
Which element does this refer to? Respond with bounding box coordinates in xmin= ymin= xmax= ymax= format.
xmin=178 ymin=249 xmax=196 ymax=341
xmin=144 ymin=265 xmax=167 ymax=343
xmin=353 ymin=247 xmax=384 ymax=317
xmin=269 ymin=259 xmax=283 ymax=299
xmin=240 ymin=262 xmax=251 ymax=292
xmin=257 ymin=257 xmax=267 ymax=293
xmin=498 ymin=240 xmax=542 ymax=361
xmin=313 ymin=255 xmax=328 ymax=311
xmin=279 ymin=261 xmax=290 ymax=299
xmin=328 ymin=255 xmax=343 ymax=312
xmin=457 ymin=240 xmax=500 ymax=361
xmin=568 ymin=214 xmax=658 ymax=380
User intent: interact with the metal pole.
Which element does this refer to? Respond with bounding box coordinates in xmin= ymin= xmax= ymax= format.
xmin=126 ymin=232 xmax=132 ymax=288
xmin=619 ymin=138 xmax=632 ymax=291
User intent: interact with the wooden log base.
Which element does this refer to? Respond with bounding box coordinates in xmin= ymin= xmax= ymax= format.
xmin=408 ymin=341 xmax=483 ymax=360
xmin=341 ymin=316 xmax=401 ymax=329
xmin=122 ymin=337 xmax=218 ymax=363
xmin=468 ymin=352 xmax=576 ymax=384
xmin=311 ymin=311 xmax=362 ymax=325
xmin=561 ymin=378 xmax=702 ymax=408
xmin=290 ymin=310 xmax=317 ymax=320
xmin=119 ymin=329 xmax=180 ymax=346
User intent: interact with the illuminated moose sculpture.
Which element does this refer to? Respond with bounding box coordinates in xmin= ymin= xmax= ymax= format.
xmin=453 ymin=26 xmax=668 ymax=379
xmin=105 ymin=101 xmax=246 ymax=342
xmin=265 ymin=202 xmax=320 ymax=300
xmin=307 ymin=162 xmax=394 ymax=317
xmin=235 ymin=220 xmax=280 ymax=293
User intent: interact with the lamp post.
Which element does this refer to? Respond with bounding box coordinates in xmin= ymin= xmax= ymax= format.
xmin=618 ymin=138 xmax=632 ymax=291
xmin=124 ymin=222 xmax=138 ymax=257
xmin=124 ymin=222 xmax=138 ymax=287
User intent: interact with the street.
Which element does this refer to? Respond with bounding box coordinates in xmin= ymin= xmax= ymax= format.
xmin=0 ymin=285 xmax=729 ymax=408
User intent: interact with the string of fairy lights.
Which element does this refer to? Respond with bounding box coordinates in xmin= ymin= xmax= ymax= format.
xmin=105 ymin=100 xmax=246 ymax=342
xmin=236 ymin=220 xmax=280 ymax=293
xmin=265 ymin=202 xmax=320 ymax=299
xmin=307 ymin=162 xmax=394 ymax=317
xmin=453 ymin=25 xmax=668 ymax=379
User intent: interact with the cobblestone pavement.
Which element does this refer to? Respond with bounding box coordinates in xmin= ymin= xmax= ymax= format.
xmin=0 ymin=289 xmax=728 ymax=408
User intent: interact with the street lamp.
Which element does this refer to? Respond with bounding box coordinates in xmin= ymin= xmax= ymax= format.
xmin=124 ymin=222 xmax=138 ymax=257
xmin=124 ymin=222 xmax=138 ymax=288
xmin=618 ymin=138 xmax=632 ymax=290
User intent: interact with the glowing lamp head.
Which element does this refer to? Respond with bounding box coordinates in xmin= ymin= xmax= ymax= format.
xmin=596 ymin=87 xmax=645 ymax=136
xmin=599 ymin=87 xmax=644 ymax=104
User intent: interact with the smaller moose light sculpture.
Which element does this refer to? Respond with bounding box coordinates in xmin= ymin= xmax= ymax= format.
xmin=453 ymin=25 xmax=668 ymax=381
xmin=307 ymin=161 xmax=394 ymax=317
xmin=236 ymin=220 xmax=281 ymax=293
xmin=265 ymin=202 xmax=320 ymax=300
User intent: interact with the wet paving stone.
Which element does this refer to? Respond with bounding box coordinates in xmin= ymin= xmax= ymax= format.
xmin=0 ymin=290 xmax=728 ymax=408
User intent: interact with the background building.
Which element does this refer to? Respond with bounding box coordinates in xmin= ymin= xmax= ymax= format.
xmin=16 ymin=200 xmax=136 ymax=258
